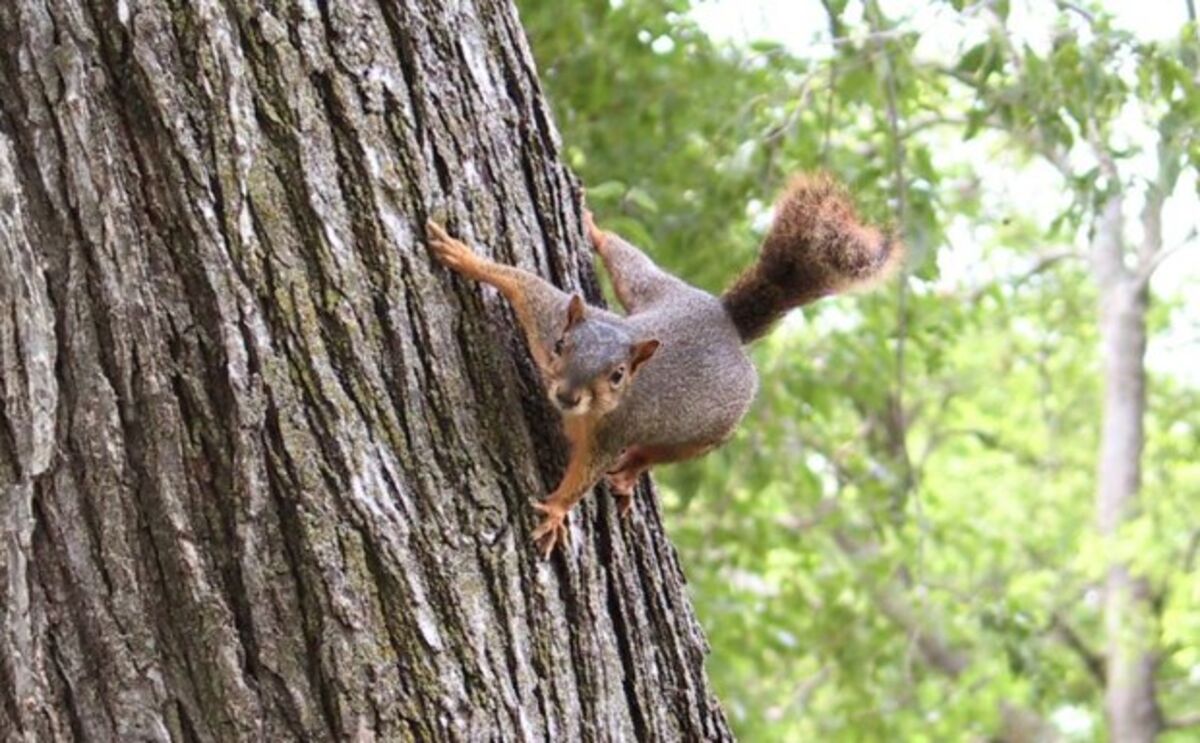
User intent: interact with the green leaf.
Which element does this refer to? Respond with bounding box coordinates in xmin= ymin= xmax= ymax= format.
xmin=624 ymin=186 xmax=659 ymax=213
xmin=585 ymin=180 xmax=626 ymax=201
xmin=957 ymin=43 xmax=989 ymax=74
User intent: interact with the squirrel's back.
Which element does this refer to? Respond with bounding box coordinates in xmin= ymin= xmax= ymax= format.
xmin=591 ymin=173 xmax=897 ymax=455
xmin=601 ymin=286 xmax=757 ymax=452
xmin=721 ymin=174 xmax=903 ymax=342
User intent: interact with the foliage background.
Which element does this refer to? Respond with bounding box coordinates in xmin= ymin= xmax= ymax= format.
xmin=517 ymin=0 xmax=1199 ymax=740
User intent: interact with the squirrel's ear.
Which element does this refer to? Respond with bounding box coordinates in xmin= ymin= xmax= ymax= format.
xmin=565 ymin=294 xmax=586 ymax=329
xmin=629 ymin=339 xmax=661 ymax=374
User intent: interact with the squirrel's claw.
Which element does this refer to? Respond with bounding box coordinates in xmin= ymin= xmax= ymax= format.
xmin=534 ymin=520 xmax=567 ymax=559
xmin=425 ymin=220 xmax=475 ymax=271
xmin=530 ymin=499 xmax=570 ymax=559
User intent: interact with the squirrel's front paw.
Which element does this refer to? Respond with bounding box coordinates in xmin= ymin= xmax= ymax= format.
xmin=530 ymin=499 xmax=570 ymax=559
xmin=425 ymin=220 xmax=474 ymax=271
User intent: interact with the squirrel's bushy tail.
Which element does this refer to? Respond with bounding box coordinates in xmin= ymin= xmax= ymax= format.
xmin=721 ymin=173 xmax=903 ymax=342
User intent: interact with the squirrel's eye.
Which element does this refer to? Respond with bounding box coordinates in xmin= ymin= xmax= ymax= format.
xmin=554 ymin=338 xmax=565 ymax=356
xmin=609 ymin=367 xmax=625 ymax=386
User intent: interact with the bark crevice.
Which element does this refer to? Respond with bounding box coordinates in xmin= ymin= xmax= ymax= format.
xmin=0 ymin=1 xmax=732 ymax=740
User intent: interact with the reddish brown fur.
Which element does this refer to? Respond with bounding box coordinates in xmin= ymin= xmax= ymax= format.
xmin=604 ymin=440 xmax=718 ymax=516
xmin=722 ymin=173 xmax=903 ymax=342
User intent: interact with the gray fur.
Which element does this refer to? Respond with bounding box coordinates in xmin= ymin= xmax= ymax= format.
xmin=597 ymin=283 xmax=756 ymax=461
xmin=588 ymin=237 xmax=758 ymax=465
xmin=562 ymin=317 xmax=634 ymax=390
xmin=486 ymin=233 xmax=757 ymax=472
xmin=517 ymin=273 xmax=574 ymax=351
xmin=593 ymin=232 xmax=693 ymax=310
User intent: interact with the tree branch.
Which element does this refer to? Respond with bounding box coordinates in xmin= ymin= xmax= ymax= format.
xmin=1165 ymin=711 xmax=1200 ymax=730
xmin=792 ymin=666 xmax=831 ymax=713
xmin=778 ymin=498 xmax=839 ymax=532
xmin=1049 ymin=613 xmax=1106 ymax=685
xmin=865 ymin=0 xmax=917 ymax=508
xmin=966 ymin=249 xmax=1085 ymax=302
xmin=1184 ymin=528 xmax=1200 ymax=572
xmin=935 ymin=67 xmax=1079 ymax=181
xmin=832 ymin=531 xmax=971 ymax=679
xmin=1055 ymin=1 xmax=1097 ymax=25
xmin=1134 ymin=176 xmax=1167 ymax=285
xmin=1136 ymin=241 xmax=1193 ymax=289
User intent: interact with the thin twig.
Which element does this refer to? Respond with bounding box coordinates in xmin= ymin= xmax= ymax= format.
xmin=866 ymin=0 xmax=915 ymax=498
xmin=819 ymin=0 xmax=842 ymax=165
xmin=1049 ymin=613 xmax=1106 ymax=685
xmin=965 ymin=249 xmax=1085 ymax=302
xmin=1056 ymin=1 xmax=1097 ymax=26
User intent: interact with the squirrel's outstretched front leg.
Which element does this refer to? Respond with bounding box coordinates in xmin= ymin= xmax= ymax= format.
xmin=530 ymin=420 xmax=612 ymax=558
xmin=427 ymin=221 xmax=570 ymax=375
xmin=584 ymin=211 xmax=687 ymax=313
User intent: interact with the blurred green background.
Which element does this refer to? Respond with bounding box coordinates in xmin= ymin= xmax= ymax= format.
xmin=517 ymin=0 xmax=1199 ymax=740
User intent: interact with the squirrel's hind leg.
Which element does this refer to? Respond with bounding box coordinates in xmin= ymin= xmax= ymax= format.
xmin=586 ymin=212 xmax=684 ymax=312
xmin=605 ymin=441 xmax=718 ymax=517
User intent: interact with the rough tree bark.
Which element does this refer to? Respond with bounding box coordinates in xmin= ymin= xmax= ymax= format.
xmin=0 ymin=1 xmax=732 ymax=740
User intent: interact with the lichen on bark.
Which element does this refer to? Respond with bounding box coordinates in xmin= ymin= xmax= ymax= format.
xmin=0 ymin=0 xmax=732 ymax=740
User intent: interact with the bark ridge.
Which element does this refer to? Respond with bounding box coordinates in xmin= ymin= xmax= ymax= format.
xmin=0 ymin=1 xmax=732 ymax=740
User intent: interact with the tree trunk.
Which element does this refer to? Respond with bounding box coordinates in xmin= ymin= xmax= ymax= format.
xmin=1092 ymin=196 xmax=1160 ymax=742
xmin=0 ymin=1 xmax=731 ymax=740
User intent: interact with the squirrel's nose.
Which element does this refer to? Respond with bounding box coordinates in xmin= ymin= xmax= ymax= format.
xmin=555 ymin=388 xmax=582 ymax=409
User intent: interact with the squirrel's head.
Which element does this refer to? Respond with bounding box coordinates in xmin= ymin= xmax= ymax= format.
xmin=547 ymin=295 xmax=660 ymax=419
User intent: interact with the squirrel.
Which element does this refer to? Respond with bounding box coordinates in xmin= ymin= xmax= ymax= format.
xmin=426 ymin=173 xmax=901 ymax=558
